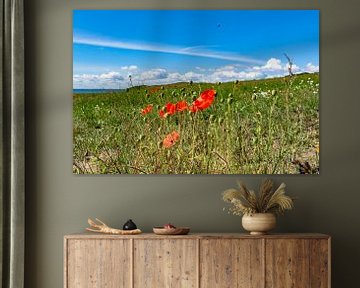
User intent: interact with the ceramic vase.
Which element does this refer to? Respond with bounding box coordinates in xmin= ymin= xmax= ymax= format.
xmin=242 ymin=213 xmax=276 ymax=235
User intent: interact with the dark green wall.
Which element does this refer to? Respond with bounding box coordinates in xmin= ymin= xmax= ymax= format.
xmin=25 ymin=0 xmax=360 ymax=287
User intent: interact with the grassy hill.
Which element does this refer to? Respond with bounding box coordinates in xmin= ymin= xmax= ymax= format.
xmin=73 ymin=73 xmax=319 ymax=174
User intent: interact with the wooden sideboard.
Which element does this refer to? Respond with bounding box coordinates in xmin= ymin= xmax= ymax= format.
xmin=64 ymin=233 xmax=330 ymax=288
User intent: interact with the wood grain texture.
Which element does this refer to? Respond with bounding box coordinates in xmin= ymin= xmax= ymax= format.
xmin=200 ymin=239 xmax=264 ymax=288
xmin=310 ymin=239 xmax=330 ymax=288
xmin=65 ymin=233 xmax=330 ymax=240
xmin=66 ymin=239 xmax=131 ymax=288
xmin=64 ymin=234 xmax=330 ymax=288
xmin=265 ymin=239 xmax=310 ymax=288
xmin=133 ymin=239 xmax=197 ymax=288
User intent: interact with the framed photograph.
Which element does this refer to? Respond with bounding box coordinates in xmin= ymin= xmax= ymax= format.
xmin=73 ymin=10 xmax=319 ymax=174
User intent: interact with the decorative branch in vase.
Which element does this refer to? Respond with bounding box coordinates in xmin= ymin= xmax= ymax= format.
xmin=222 ymin=179 xmax=294 ymax=235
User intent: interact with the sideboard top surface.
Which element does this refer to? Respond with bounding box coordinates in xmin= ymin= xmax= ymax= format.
xmin=64 ymin=232 xmax=330 ymax=240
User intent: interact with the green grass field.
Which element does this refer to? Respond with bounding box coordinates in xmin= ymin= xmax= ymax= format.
xmin=73 ymin=73 xmax=319 ymax=174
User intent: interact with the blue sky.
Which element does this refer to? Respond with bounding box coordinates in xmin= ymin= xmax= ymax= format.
xmin=73 ymin=10 xmax=319 ymax=89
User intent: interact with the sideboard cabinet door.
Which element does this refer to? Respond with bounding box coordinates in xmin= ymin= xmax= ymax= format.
xmin=200 ymin=239 xmax=264 ymax=288
xmin=309 ymin=239 xmax=330 ymax=288
xmin=134 ymin=239 xmax=198 ymax=288
xmin=66 ymin=239 xmax=131 ymax=288
xmin=64 ymin=234 xmax=330 ymax=288
xmin=265 ymin=239 xmax=330 ymax=288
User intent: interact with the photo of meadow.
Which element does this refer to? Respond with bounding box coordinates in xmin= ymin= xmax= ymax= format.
xmin=73 ymin=10 xmax=319 ymax=174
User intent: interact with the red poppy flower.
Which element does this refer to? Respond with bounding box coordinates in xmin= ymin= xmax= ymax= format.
xmin=201 ymin=89 xmax=216 ymax=100
xmin=159 ymin=110 xmax=166 ymax=119
xmin=159 ymin=102 xmax=177 ymax=119
xmin=176 ymin=100 xmax=188 ymax=112
xmin=189 ymin=105 xmax=199 ymax=113
xmin=141 ymin=104 xmax=153 ymax=115
xmin=190 ymin=89 xmax=216 ymax=112
xmin=166 ymin=103 xmax=176 ymax=115
xmin=163 ymin=131 xmax=180 ymax=148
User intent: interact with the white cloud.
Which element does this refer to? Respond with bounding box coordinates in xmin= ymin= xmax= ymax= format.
xmin=215 ymin=65 xmax=237 ymax=72
xmin=121 ymin=65 xmax=138 ymax=71
xmin=304 ymin=63 xmax=319 ymax=73
xmin=211 ymin=70 xmax=240 ymax=80
xmin=139 ymin=68 xmax=168 ymax=81
xmin=289 ymin=64 xmax=300 ymax=72
xmin=183 ymin=71 xmax=204 ymax=81
xmin=209 ymin=68 xmax=264 ymax=82
xmin=73 ymin=58 xmax=319 ymax=89
xmin=166 ymin=72 xmax=185 ymax=82
xmin=240 ymin=71 xmax=264 ymax=79
xmin=252 ymin=57 xmax=302 ymax=76
xmin=263 ymin=58 xmax=283 ymax=70
xmin=135 ymin=70 xmax=205 ymax=86
xmin=73 ymin=72 xmax=124 ymax=89
xmin=99 ymin=71 xmax=123 ymax=80
xmin=253 ymin=58 xmax=283 ymax=71
xmin=195 ymin=66 xmax=206 ymax=72
xmin=74 ymin=35 xmax=264 ymax=65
